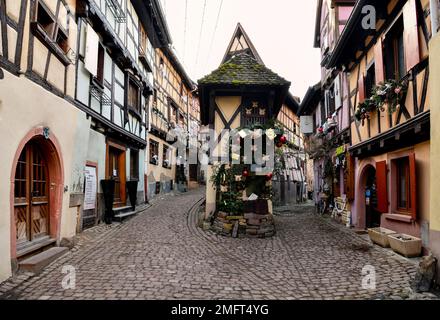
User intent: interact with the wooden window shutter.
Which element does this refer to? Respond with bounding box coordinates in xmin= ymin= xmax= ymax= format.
xmin=403 ymin=0 xmax=420 ymax=71
xmin=84 ymin=24 xmax=99 ymax=77
xmin=358 ymin=74 xmax=366 ymax=103
xmin=374 ymin=37 xmax=385 ymax=84
xmin=345 ymin=153 xmax=355 ymax=201
xmin=409 ymin=153 xmax=417 ymax=219
xmin=376 ymin=161 xmax=389 ymax=213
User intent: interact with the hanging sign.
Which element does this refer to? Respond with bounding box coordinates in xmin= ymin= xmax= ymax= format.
xmin=335 ymin=145 xmax=346 ymax=157
xmin=84 ymin=166 xmax=97 ymax=210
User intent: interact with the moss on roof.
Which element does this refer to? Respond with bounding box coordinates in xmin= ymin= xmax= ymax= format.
xmin=198 ymin=53 xmax=290 ymax=87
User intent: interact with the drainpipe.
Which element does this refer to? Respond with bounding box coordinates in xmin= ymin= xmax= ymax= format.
xmin=431 ymin=0 xmax=439 ymax=36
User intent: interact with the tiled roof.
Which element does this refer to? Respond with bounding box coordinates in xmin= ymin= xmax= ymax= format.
xmin=198 ymin=53 xmax=290 ymax=87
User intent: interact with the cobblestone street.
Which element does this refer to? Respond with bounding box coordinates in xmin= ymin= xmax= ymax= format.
xmin=0 ymin=189 xmax=436 ymax=300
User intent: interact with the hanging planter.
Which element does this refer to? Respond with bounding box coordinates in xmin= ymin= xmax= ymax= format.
xmin=355 ymin=79 xmax=408 ymax=124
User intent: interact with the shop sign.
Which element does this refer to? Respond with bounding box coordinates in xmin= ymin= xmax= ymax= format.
xmin=335 ymin=145 xmax=346 ymax=157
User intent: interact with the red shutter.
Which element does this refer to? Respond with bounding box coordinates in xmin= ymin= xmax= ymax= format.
xmin=376 ymin=161 xmax=389 ymax=213
xmin=345 ymin=154 xmax=355 ymax=201
xmin=374 ymin=37 xmax=385 ymax=84
xmin=358 ymin=74 xmax=366 ymax=103
xmin=403 ymin=0 xmax=420 ymax=71
xmin=409 ymin=153 xmax=417 ymax=219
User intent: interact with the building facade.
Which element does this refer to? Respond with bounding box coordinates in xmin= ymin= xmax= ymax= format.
xmin=146 ymin=44 xmax=200 ymax=200
xmin=324 ymin=0 xmax=432 ymax=253
xmin=0 ymin=0 xmax=199 ymax=283
xmin=299 ymin=0 xmax=355 ymax=222
xmin=0 ymin=0 xmax=90 ymax=282
xmin=274 ymin=94 xmax=308 ymax=205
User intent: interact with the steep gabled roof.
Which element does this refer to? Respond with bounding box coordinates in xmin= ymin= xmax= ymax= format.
xmin=199 ymin=53 xmax=290 ymax=87
xmin=298 ymin=82 xmax=322 ymax=116
xmin=221 ymin=23 xmax=264 ymax=65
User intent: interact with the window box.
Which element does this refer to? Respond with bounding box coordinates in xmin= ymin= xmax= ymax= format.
xmin=368 ymin=227 xmax=396 ymax=248
xmin=388 ymin=233 xmax=422 ymax=258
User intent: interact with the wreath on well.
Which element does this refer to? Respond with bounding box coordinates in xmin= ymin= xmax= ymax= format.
xmin=209 ymin=120 xmax=288 ymax=215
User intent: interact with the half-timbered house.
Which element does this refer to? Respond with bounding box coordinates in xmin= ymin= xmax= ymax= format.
xmin=146 ymin=38 xmax=199 ymax=200
xmin=299 ymin=0 xmax=355 ymax=223
xmin=275 ymin=93 xmax=308 ymax=205
xmin=74 ymin=0 xmax=165 ymax=224
xmin=429 ymin=0 xmax=440 ymax=281
xmin=0 ymin=0 xmax=91 ymax=281
xmin=327 ymin=0 xmax=432 ymax=251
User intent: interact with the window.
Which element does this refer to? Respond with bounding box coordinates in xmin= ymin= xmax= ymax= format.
xmin=128 ymin=79 xmax=140 ymax=113
xmin=163 ymin=145 xmax=171 ymax=169
xmin=365 ymin=63 xmax=376 ymax=98
xmin=96 ymin=44 xmax=105 ymax=86
xmin=36 ymin=2 xmax=55 ymax=35
xmin=170 ymin=106 xmax=178 ymax=126
xmin=149 ymin=140 xmax=159 ymax=165
xmin=396 ymin=157 xmax=410 ymax=211
xmin=328 ymin=87 xmax=336 ymax=115
xmin=32 ymin=1 xmax=71 ymax=64
xmin=130 ymin=149 xmax=139 ymax=180
xmin=55 ymin=28 xmax=69 ymax=54
xmin=139 ymin=25 xmax=147 ymax=52
xmin=384 ymin=17 xmax=406 ymax=80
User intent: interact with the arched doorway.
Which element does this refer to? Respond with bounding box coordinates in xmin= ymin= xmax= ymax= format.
xmin=364 ymin=166 xmax=380 ymax=228
xmin=359 ymin=165 xmax=381 ymax=229
xmin=11 ymin=130 xmax=63 ymax=258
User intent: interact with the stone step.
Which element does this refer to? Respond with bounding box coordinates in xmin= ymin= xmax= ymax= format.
xmin=19 ymin=247 xmax=69 ymax=274
xmin=113 ymin=205 xmax=133 ymax=214
xmin=114 ymin=210 xmax=136 ymax=221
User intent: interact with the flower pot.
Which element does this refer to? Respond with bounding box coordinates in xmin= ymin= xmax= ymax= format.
xmin=368 ymin=227 xmax=396 ymax=248
xmin=100 ymin=179 xmax=115 ymax=224
xmin=126 ymin=180 xmax=138 ymax=211
xmin=388 ymin=233 xmax=422 ymax=258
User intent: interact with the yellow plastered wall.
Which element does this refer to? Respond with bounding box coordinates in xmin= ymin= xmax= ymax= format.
xmin=205 ymin=96 xmax=242 ymax=217
xmin=430 ymin=34 xmax=440 ymax=231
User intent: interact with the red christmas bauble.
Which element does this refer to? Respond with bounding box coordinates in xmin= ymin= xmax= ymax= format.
xmin=242 ymin=170 xmax=250 ymax=178
xmin=266 ymin=173 xmax=273 ymax=181
xmin=276 ymin=142 xmax=283 ymax=148
xmin=279 ymin=136 xmax=287 ymax=144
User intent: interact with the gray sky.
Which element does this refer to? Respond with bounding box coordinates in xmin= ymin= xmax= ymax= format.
xmin=159 ymin=0 xmax=321 ymax=100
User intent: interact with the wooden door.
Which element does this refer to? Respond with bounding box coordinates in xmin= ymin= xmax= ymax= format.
xmin=107 ymin=143 xmax=126 ymax=206
xmin=14 ymin=143 xmax=50 ymax=246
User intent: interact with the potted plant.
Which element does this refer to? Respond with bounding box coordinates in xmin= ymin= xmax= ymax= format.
xmin=100 ymin=179 xmax=115 ymax=224
xmin=388 ymin=233 xmax=422 ymax=258
xmin=126 ymin=180 xmax=138 ymax=211
xmin=368 ymin=227 xmax=396 ymax=247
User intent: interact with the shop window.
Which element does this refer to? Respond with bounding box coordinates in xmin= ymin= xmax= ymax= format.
xmin=163 ymin=145 xmax=171 ymax=169
xmin=130 ymin=149 xmax=139 ymax=180
xmin=149 ymin=140 xmax=159 ymax=165
xmin=384 ymin=16 xmax=406 ymax=80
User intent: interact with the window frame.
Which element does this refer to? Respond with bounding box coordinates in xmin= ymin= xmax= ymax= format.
xmin=127 ymin=76 xmax=141 ymax=115
xmin=396 ymin=157 xmax=411 ymax=212
xmin=149 ymin=140 xmax=159 ymax=166
xmin=129 ymin=149 xmax=139 ymax=181
xmin=31 ymin=0 xmax=71 ymax=65
xmin=384 ymin=15 xmax=406 ymax=81
xmin=162 ymin=145 xmax=171 ymax=169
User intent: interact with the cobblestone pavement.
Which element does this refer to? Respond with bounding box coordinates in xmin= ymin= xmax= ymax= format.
xmin=0 ymin=189 xmax=438 ymax=300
